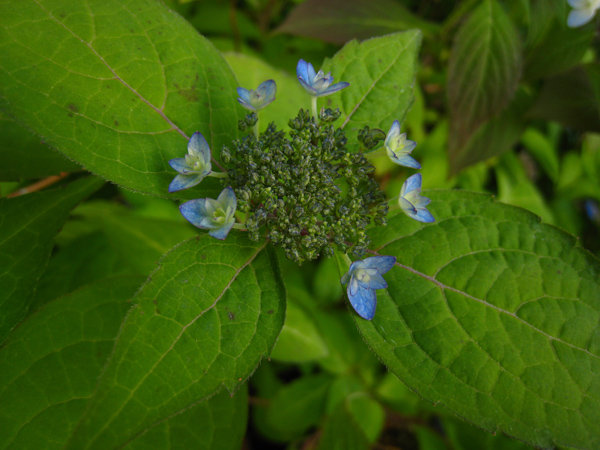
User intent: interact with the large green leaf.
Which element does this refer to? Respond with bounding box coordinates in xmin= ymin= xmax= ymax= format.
xmin=0 ymin=277 xmax=248 ymax=450
xmin=449 ymin=87 xmax=532 ymax=175
xmin=349 ymin=190 xmax=600 ymax=449
xmin=65 ymin=235 xmax=285 ymax=450
xmin=276 ymin=0 xmax=438 ymax=45
xmin=0 ymin=113 xmax=79 ymax=181
xmin=0 ymin=277 xmax=144 ymax=450
xmin=0 ymin=0 xmax=241 ymax=200
xmin=320 ymin=31 xmax=421 ymax=153
xmin=448 ymin=0 xmax=522 ymax=155
xmin=122 ymin=386 xmax=248 ymax=450
xmin=0 ymin=176 xmax=102 ymax=342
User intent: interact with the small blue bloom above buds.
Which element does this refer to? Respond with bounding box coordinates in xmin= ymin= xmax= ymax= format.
xmin=567 ymin=0 xmax=600 ymax=27
xmin=341 ymin=255 xmax=396 ymax=320
xmin=179 ymin=187 xmax=237 ymax=240
xmin=398 ymin=173 xmax=434 ymax=223
xmin=237 ymin=80 xmax=277 ymax=111
xmin=296 ymin=59 xmax=349 ymax=97
xmin=385 ymin=120 xmax=420 ymax=169
xmin=168 ymin=132 xmax=212 ymax=193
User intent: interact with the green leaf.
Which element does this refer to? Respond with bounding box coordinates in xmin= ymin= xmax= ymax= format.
xmin=448 ymin=0 xmax=522 ymax=154
xmin=495 ymin=152 xmax=555 ymax=225
xmin=525 ymin=3 xmax=593 ymax=81
xmin=528 ymin=65 xmax=600 ymax=133
xmin=65 ymin=235 xmax=285 ymax=450
xmin=0 ymin=276 xmax=145 ymax=450
xmin=270 ymin=300 xmax=329 ymax=363
xmin=0 ymin=113 xmax=80 ymax=181
xmin=266 ymin=373 xmax=333 ymax=439
xmin=320 ymin=31 xmax=421 ymax=153
xmin=222 ymin=52 xmax=306 ymax=131
xmin=449 ymin=87 xmax=532 ymax=175
xmin=444 ymin=416 xmax=533 ymax=450
xmin=317 ymin=398 xmax=371 ymax=450
xmin=0 ymin=176 xmax=102 ymax=342
xmin=520 ymin=128 xmax=560 ymax=182
xmin=122 ymin=386 xmax=248 ymax=450
xmin=276 ymin=0 xmax=438 ymax=45
xmin=345 ymin=393 xmax=385 ymax=443
xmin=0 ymin=0 xmax=241 ymax=200
xmin=358 ymin=190 xmax=600 ymax=449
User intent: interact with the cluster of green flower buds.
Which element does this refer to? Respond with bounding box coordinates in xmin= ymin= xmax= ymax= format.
xmin=221 ymin=108 xmax=387 ymax=263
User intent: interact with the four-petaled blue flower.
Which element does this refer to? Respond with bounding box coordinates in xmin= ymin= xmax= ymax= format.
xmin=179 ymin=187 xmax=237 ymax=240
xmin=341 ymin=255 xmax=396 ymax=320
xmin=237 ymin=80 xmax=277 ymax=111
xmin=567 ymin=0 xmax=600 ymax=27
xmin=168 ymin=132 xmax=212 ymax=193
xmin=296 ymin=59 xmax=349 ymax=97
xmin=398 ymin=173 xmax=434 ymax=223
xmin=385 ymin=120 xmax=420 ymax=169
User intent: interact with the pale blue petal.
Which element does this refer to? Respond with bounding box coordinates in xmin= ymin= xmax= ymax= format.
xmin=209 ymin=221 xmax=234 ymax=240
xmin=318 ymin=81 xmax=350 ymax=97
xmin=567 ymin=8 xmax=596 ymax=27
xmin=297 ymin=59 xmax=311 ymax=84
xmin=306 ymin=61 xmax=317 ymax=82
xmin=340 ymin=271 xmax=351 ymax=285
xmin=169 ymin=158 xmax=191 ymax=174
xmin=217 ymin=187 xmax=237 ymax=211
xmin=401 ymin=173 xmax=422 ymax=197
xmin=386 ymin=120 xmax=401 ymax=143
xmin=348 ymin=284 xmax=377 ymax=320
xmin=180 ymin=198 xmax=209 ymax=227
xmin=188 ymin=132 xmax=211 ymax=163
xmin=399 ymin=196 xmax=417 ymax=215
xmin=390 ymin=154 xmax=421 ymax=169
xmin=168 ymin=173 xmax=205 ymax=192
xmin=298 ymin=76 xmax=316 ymax=95
xmin=365 ymin=273 xmax=387 ymax=290
xmin=257 ymin=79 xmax=276 ymax=104
xmin=413 ymin=208 xmax=435 ymax=223
xmin=359 ymin=255 xmax=396 ymax=273
xmin=349 ymin=275 xmax=360 ymax=296
xmin=568 ymin=0 xmax=587 ymax=7
xmin=236 ymin=87 xmax=252 ymax=103
xmin=414 ymin=196 xmax=431 ymax=208
xmin=237 ymin=98 xmax=255 ymax=111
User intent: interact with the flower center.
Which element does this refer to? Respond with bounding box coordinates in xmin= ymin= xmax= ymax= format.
xmin=355 ymin=269 xmax=371 ymax=283
xmin=213 ymin=207 xmax=228 ymax=225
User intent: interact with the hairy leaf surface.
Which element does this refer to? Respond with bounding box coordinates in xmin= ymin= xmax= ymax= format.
xmin=65 ymin=235 xmax=285 ymax=450
xmin=354 ymin=191 xmax=600 ymax=449
xmin=0 ymin=0 xmax=240 ymax=199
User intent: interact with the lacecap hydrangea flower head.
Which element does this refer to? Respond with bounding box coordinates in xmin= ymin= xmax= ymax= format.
xmin=167 ymin=59 xmax=435 ymax=321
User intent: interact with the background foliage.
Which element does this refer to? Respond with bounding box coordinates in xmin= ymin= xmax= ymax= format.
xmin=1 ymin=0 xmax=599 ymax=449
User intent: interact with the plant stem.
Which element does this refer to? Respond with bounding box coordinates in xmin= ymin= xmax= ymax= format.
xmin=311 ymin=96 xmax=318 ymax=119
xmin=7 ymin=172 xmax=70 ymax=198
xmin=209 ymin=171 xmax=228 ymax=178
xmin=232 ymin=223 xmax=247 ymax=230
xmin=363 ymin=147 xmax=386 ymax=160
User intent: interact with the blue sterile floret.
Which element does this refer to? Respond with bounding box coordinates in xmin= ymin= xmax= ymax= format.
xmin=168 ymin=132 xmax=212 ymax=193
xmin=296 ymin=59 xmax=349 ymax=97
xmin=341 ymin=255 xmax=396 ymax=320
xmin=179 ymin=187 xmax=237 ymax=240
xmin=398 ymin=173 xmax=435 ymax=223
xmin=567 ymin=0 xmax=600 ymax=27
xmin=385 ymin=120 xmax=420 ymax=169
xmin=237 ymin=80 xmax=277 ymax=111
